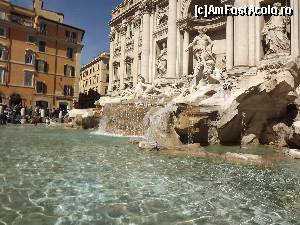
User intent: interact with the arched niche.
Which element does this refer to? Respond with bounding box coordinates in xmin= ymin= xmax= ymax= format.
xmin=9 ymin=93 xmax=23 ymax=106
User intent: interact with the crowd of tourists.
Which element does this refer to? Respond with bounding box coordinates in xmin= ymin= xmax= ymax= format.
xmin=0 ymin=103 xmax=69 ymax=125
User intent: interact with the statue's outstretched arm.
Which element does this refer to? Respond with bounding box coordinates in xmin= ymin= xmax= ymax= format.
xmin=186 ymin=38 xmax=196 ymax=52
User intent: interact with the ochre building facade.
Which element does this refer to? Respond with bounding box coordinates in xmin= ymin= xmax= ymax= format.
xmin=0 ymin=0 xmax=84 ymax=110
xmin=79 ymin=52 xmax=110 ymax=96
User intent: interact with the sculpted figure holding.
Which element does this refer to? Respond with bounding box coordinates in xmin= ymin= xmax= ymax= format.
xmin=156 ymin=42 xmax=167 ymax=78
xmin=262 ymin=2 xmax=290 ymax=56
xmin=185 ymin=27 xmax=216 ymax=86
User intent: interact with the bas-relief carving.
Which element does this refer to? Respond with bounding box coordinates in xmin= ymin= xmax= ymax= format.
xmin=262 ymin=2 xmax=291 ymax=58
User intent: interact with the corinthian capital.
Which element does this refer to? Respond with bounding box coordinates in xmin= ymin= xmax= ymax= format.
xmin=177 ymin=17 xmax=193 ymax=32
xmin=181 ymin=24 xmax=192 ymax=32
xmin=139 ymin=0 xmax=153 ymax=14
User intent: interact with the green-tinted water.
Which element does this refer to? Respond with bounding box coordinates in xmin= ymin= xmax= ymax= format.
xmin=0 ymin=126 xmax=299 ymax=225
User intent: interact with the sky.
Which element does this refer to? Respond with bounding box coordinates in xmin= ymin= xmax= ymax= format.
xmin=11 ymin=0 xmax=122 ymax=65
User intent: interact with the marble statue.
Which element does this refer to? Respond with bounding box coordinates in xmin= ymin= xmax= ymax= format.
xmin=185 ymin=27 xmax=216 ymax=85
xmin=202 ymin=59 xmax=222 ymax=85
xmin=156 ymin=42 xmax=168 ymax=78
xmin=262 ymin=2 xmax=290 ymax=57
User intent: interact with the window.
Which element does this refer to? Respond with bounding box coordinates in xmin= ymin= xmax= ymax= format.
xmin=24 ymin=71 xmax=34 ymax=87
xmin=64 ymin=85 xmax=73 ymax=96
xmin=36 ymin=81 xmax=47 ymax=93
xmin=125 ymin=58 xmax=133 ymax=76
xmin=0 ymin=67 xmax=5 ymax=84
xmin=40 ymin=23 xmax=47 ymax=35
xmin=0 ymin=10 xmax=7 ymax=20
xmin=11 ymin=14 xmax=20 ymax=23
xmin=25 ymin=51 xmax=35 ymax=65
xmin=0 ymin=45 xmax=8 ymax=60
xmin=36 ymin=60 xmax=48 ymax=73
xmin=64 ymin=65 xmax=75 ymax=77
xmin=0 ymin=27 xmax=6 ymax=37
xmin=106 ymin=74 xmax=109 ymax=83
xmin=66 ymin=47 xmax=73 ymax=58
xmin=28 ymin=35 xmax=37 ymax=43
xmin=39 ymin=41 xmax=46 ymax=52
xmin=71 ymin=32 xmax=77 ymax=40
xmin=65 ymin=31 xmax=77 ymax=43
xmin=65 ymin=31 xmax=70 ymax=38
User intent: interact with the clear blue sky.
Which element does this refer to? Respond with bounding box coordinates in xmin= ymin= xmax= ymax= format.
xmin=11 ymin=0 xmax=122 ymax=65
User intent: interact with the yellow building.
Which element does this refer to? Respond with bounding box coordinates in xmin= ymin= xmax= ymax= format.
xmin=79 ymin=52 xmax=110 ymax=96
xmin=0 ymin=0 xmax=85 ymax=110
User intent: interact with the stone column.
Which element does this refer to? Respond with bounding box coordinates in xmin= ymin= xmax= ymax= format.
xmin=291 ymin=0 xmax=299 ymax=57
xmin=166 ymin=0 xmax=177 ymax=78
xmin=248 ymin=0 xmax=256 ymax=66
xmin=182 ymin=27 xmax=190 ymax=76
xmin=141 ymin=8 xmax=151 ymax=83
xmin=255 ymin=0 xmax=263 ymax=63
xmin=148 ymin=13 xmax=154 ymax=83
xmin=133 ymin=18 xmax=141 ymax=87
xmin=119 ymin=25 xmax=127 ymax=89
xmin=296 ymin=0 xmax=300 ymax=56
xmin=234 ymin=0 xmax=249 ymax=66
xmin=108 ymin=32 xmax=115 ymax=94
xmin=177 ymin=0 xmax=182 ymax=76
xmin=226 ymin=16 xmax=234 ymax=70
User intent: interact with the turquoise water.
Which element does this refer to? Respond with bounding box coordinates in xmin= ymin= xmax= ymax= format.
xmin=0 ymin=126 xmax=299 ymax=225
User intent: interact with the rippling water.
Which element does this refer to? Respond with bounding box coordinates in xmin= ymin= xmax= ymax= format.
xmin=0 ymin=126 xmax=299 ymax=225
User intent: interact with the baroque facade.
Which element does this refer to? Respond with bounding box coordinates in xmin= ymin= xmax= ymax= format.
xmin=0 ymin=0 xmax=85 ymax=110
xmin=79 ymin=52 xmax=110 ymax=95
xmin=108 ymin=0 xmax=300 ymax=96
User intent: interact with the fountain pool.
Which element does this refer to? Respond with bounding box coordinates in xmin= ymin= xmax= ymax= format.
xmin=0 ymin=126 xmax=299 ymax=225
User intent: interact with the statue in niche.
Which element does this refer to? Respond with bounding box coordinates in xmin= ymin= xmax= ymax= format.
xmin=262 ymin=2 xmax=290 ymax=57
xmin=185 ymin=27 xmax=216 ymax=86
xmin=156 ymin=42 xmax=168 ymax=78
